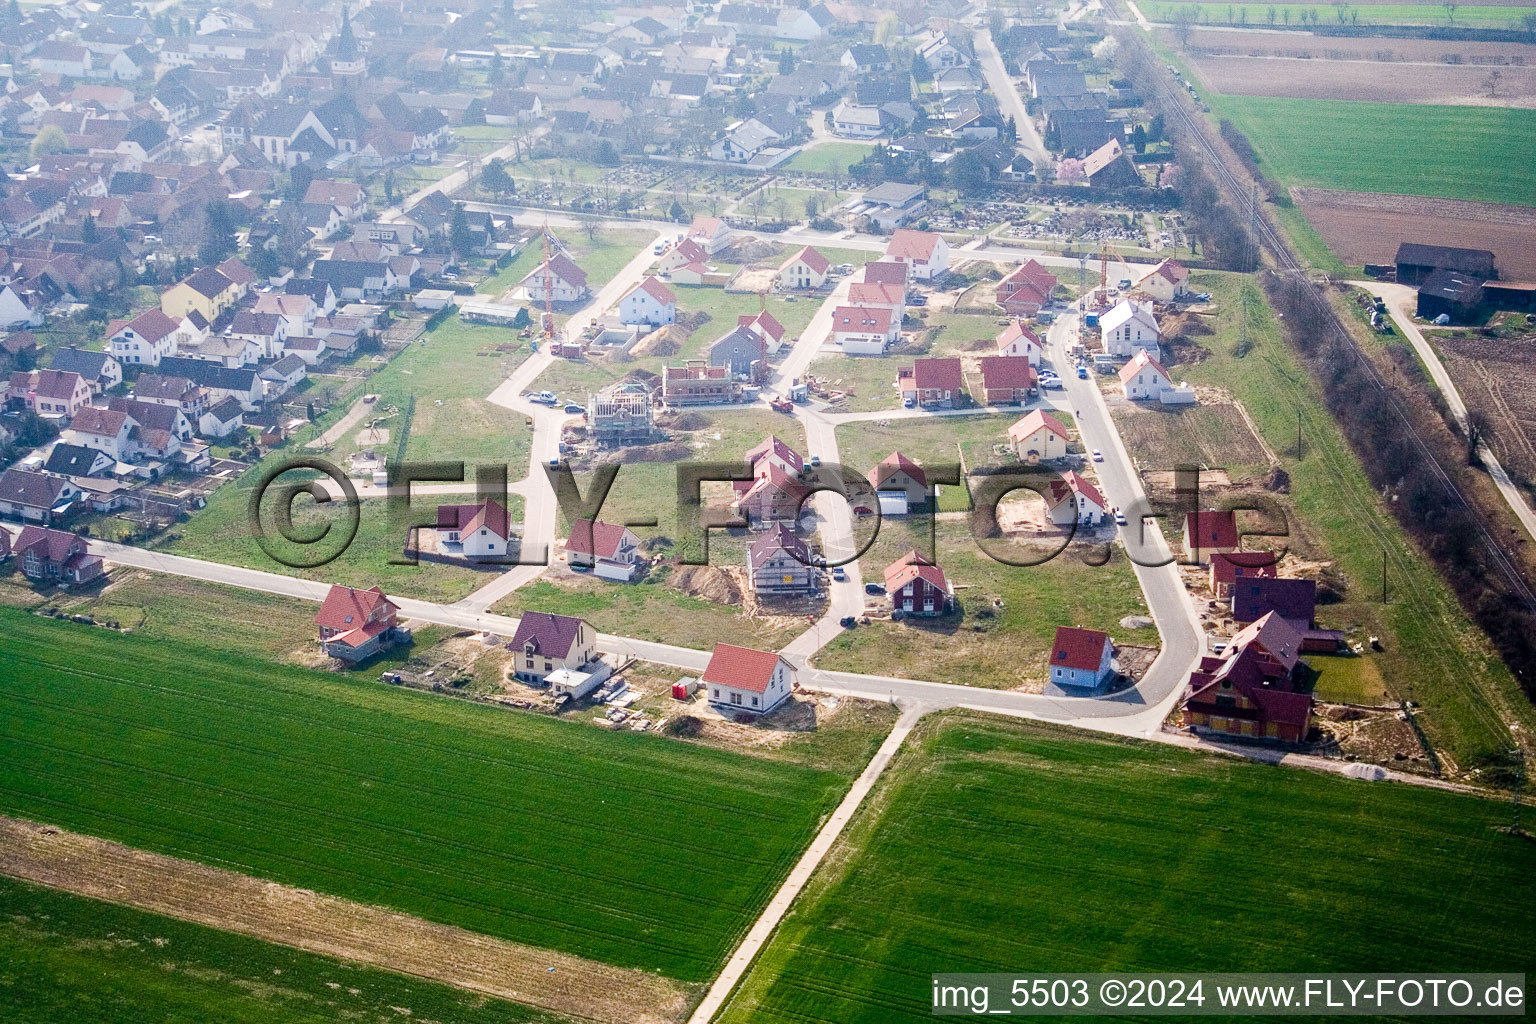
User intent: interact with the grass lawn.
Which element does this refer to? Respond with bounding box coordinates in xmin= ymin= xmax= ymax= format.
xmin=720 ymin=712 xmax=1536 ymax=1024
xmin=0 ymin=878 xmax=558 ymax=1024
xmin=482 ymin=226 xmax=657 ymax=299
xmin=782 ymin=143 xmax=877 ymax=174
xmin=1146 ymin=0 xmax=1529 ymax=24
xmin=816 ymin=519 xmax=1158 ymax=687
xmin=0 ymin=610 xmax=853 ymax=984
xmin=1208 ymin=97 xmax=1536 ymax=207
xmin=1176 ymin=271 xmax=1532 ymax=767
xmin=835 ymin=413 xmax=1046 ymax=491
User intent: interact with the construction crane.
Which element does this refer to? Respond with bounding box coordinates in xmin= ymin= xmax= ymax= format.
xmin=540 ymin=221 xmax=557 ymax=344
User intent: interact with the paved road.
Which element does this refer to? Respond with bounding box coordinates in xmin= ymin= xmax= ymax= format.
xmin=975 ymin=27 xmax=1049 ymax=168
xmin=1352 ymin=280 xmax=1536 ymax=544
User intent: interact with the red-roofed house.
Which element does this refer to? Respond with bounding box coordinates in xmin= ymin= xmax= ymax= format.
xmin=848 ymin=280 xmax=906 ymax=313
xmin=1008 ymin=409 xmax=1070 ymax=463
xmin=898 ymin=357 xmax=963 ymax=408
xmin=1049 ymin=626 xmax=1114 ymax=690
xmin=658 ymin=237 xmax=710 ymax=274
xmin=316 ymin=585 xmax=402 ymax=662
xmin=778 ymin=245 xmax=830 ymax=290
xmin=995 ymin=321 xmax=1042 ymax=366
xmin=996 ymin=259 xmax=1057 ymax=315
xmin=436 ymin=498 xmax=511 ymax=559
xmin=703 ymin=642 xmax=795 ymax=714
xmin=1119 ymin=348 xmax=1172 ymax=401
xmin=862 ymin=261 xmax=910 ymax=287
xmin=13 ymin=525 xmax=102 ymax=585
xmin=687 ymin=215 xmax=733 ymax=254
xmin=509 ymin=611 xmax=598 ymax=683
xmin=733 ymin=465 xmax=811 ymax=525
xmin=746 ymin=435 xmax=804 ymax=479
xmin=1134 ymin=258 xmax=1190 ymax=303
xmin=883 ymin=229 xmax=949 ymax=280
xmin=869 ymin=451 xmax=928 ymax=513
xmin=977 ymin=356 xmax=1036 ymax=405
xmin=1183 ymin=510 xmax=1239 ymax=564
xmin=565 ymin=518 xmax=642 ymax=581
xmin=8 ymin=369 xmax=92 ymax=419
xmin=832 ymin=305 xmax=897 ymax=355
xmin=885 ymin=550 xmax=953 ymax=617
xmin=618 ymin=276 xmax=677 ymax=326
xmin=738 ymin=311 xmax=787 ymax=356
xmin=1209 ymin=551 xmax=1278 ymax=598
xmin=520 ymin=254 xmax=590 ymax=304
xmin=1046 ymin=470 xmax=1107 ymax=526
xmin=1183 ymin=611 xmax=1313 ymax=743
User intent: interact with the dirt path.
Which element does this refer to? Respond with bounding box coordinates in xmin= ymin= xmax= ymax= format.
xmin=0 ymin=816 xmax=693 ymax=1024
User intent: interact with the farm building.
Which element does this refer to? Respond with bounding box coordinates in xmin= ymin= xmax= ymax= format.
xmin=1415 ymin=268 xmax=1484 ymax=324
xmin=977 ymin=356 xmax=1036 ymax=405
xmin=316 ymin=585 xmax=404 ymax=663
xmin=509 ymin=611 xmax=599 ymax=684
xmin=565 ymin=518 xmax=643 ymax=581
xmin=748 ymin=524 xmax=818 ymax=597
xmin=897 ymin=357 xmax=963 ymax=408
xmin=1008 ymin=409 xmax=1070 ymax=463
xmin=884 ymin=550 xmax=953 ymax=617
xmin=1183 ymin=510 xmax=1240 ymax=564
xmin=703 ymin=642 xmax=795 ymax=715
xmin=1183 ymin=611 xmax=1313 ymax=743
xmin=1048 ymin=626 xmax=1114 ymax=691
xmin=778 ymin=246 xmax=830 ymax=290
xmin=1394 ymin=242 xmax=1495 ymax=287
xmin=868 ymin=451 xmax=929 ymax=514
xmin=435 ymin=499 xmax=512 ymax=560
xmin=618 ymin=276 xmax=678 ymax=326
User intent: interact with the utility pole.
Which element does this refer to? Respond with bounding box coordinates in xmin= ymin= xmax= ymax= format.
xmin=1381 ymin=548 xmax=1388 ymax=604
xmin=1296 ymin=406 xmax=1302 ymax=460
xmin=1512 ymin=748 xmax=1526 ymax=835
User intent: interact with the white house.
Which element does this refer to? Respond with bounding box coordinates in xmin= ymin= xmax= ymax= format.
xmin=831 ymin=305 xmax=898 ymax=356
xmin=658 ymin=238 xmax=710 ymax=273
xmin=777 ymin=245 xmax=829 ymax=291
xmin=1048 ymin=626 xmax=1115 ymax=691
xmin=686 ymin=215 xmax=733 ymax=255
xmin=1135 ymin=258 xmax=1191 ymax=303
xmin=884 ymin=229 xmax=949 ymax=281
xmin=62 ymin=406 xmax=138 ymax=463
xmin=1119 ymin=349 xmax=1173 ymax=401
xmin=435 ymin=498 xmax=511 ymax=559
xmin=520 ymin=255 xmax=590 ymax=304
xmin=916 ymin=30 xmax=970 ymax=70
xmin=1008 ymin=410 xmax=1070 ymax=463
xmin=0 ymin=285 xmax=39 ymax=329
xmin=108 ymin=309 xmax=181 ymax=367
xmin=831 ymin=102 xmax=884 ymax=138
xmin=709 ymin=118 xmax=781 ymax=163
xmin=1045 ymin=470 xmax=1107 ymax=526
xmin=1100 ymin=299 xmax=1160 ymax=358
xmin=564 ymin=518 xmax=643 ymax=581
xmin=702 ymin=642 xmax=795 ymax=715
xmin=617 ymin=276 xmax=677 ymax=326
xmin=995 ymin=321 xmax=1042 ymax=367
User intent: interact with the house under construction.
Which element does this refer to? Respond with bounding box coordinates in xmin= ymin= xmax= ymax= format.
xmin=585 ymin=381 xmax=655 ymax=445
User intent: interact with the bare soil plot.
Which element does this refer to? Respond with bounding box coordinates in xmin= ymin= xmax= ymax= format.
xmin=1178 ymin=29 xmax=1536 ymax=52
xmin=0 ymin=816 xmax=694 ymax=1024
xmin=1295 ymin=188 xmax=1536 ymax=279
xmin=1110 ymin=398 xmax=1275 ymax=477
xmin=1186 ymin=52 xmax=1536 ymax=105
xmin=1436 ymin=331 xmax=1536 ymax=486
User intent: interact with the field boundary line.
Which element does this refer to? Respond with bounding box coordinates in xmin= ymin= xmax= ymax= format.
xmin=0 ymin=816 xmax=693 ymax=1024
xmin=689 ymin=704 xmax=924 ymax=1024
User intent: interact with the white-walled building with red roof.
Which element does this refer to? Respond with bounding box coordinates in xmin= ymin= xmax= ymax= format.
xmin=777 ymin=245 xmax=830 ymax=290
xmin=316 ymin=584 xmax=402 ymax=663
xmin=1045 ymin=470 xmax=1108 ymax=526
xmin=564 ymin=518 xmax=642 ymax=581
xmin=1008 ymin=409 xmax=1070 ymax=462
xmin=1048 ymin=626 xmax=1115 ymax=691
xmin=435 ymin=498 xmax=512 ymax=559
xmin=702 ymin=642 xmax=795 ymax=714
xmin=831 ymin=305 xmax=898 ymax=355
xmin=995 ymin=320 xmax=1042 ymax=366
xmin=1119 ymin=348 xmax=1173 ymax=401
xmin=1134 ymin=258 xmax=1191 ymax=303
xmin=883 ymin=229 xmax=949 ymax=280
xmin=618 ymin=275 xmax=678 ymax=326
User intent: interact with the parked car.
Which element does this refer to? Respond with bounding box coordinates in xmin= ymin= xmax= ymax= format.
xmin=809 ymin=455 xmax=822 ymax=467
xmin=1092 ymin=449 xmax=1104 ymax=462
xmin=1115 ymin=509 xmax=1127 ymax=526
xmin=536 ymin=390 xmax=557 ymax=404
xmin=840 ymin=616 xmax=857 ymax=628
xmin=548 ymin=457 xmax=561 ymax=467
xmin=564 ymin=402 xmax=583 ymax=414
xmin=1076 ymin=365 xmax=1089 ymax=379
xmin=864 ymin=582 xmax=886 ymax=595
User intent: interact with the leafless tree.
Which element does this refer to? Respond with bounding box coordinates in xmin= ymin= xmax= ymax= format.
xmin=1466 ymin=410 xmax=1491 ymax=465
xmin=1483 ymin=70 xmax=1503 ymax=97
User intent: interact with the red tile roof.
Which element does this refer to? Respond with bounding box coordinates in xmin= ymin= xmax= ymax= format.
xmin=702 ymin=642 xmax=784 ymax=693
xmin=1008 ymin=409 xmax=1069 ymax=442
xmin=436 ymin=498 xmax=511 ymax=540
xmin=1051 ymin=626 xmax=1110 ymax=671
xmin=1186 ymin=510 xmax=1239 ymax=551
xmin=1119 ymin=348 xmax=1170 ymax=384
xmin=869 ymin=451 xmax=926 ymax=490
xmin=632 ymin=275 xmax=676 ymax=305
xmin=905 ymin=356 xmax=961 ymax=392
xmin=978 ymin=355 xmax=1035 ymax=391
xmin=885 ymin=229 xmax=942 ymax=261
xmin=738 ymin=310 xmax=785 ymax=343
xmin=861 ymin=260 xmax=908 ymax=285
xmin=745 ymin=435 xmax=802 ymax=474
xmin=1048 ymin=470 xmax=1106 ymax=513
xmin=316 ymin=584 xmax=396 ymax=632
xmin=13 ymin=524 xmax=83 ymax=564
xmin=564 ymin=518 xmax=633 ymax=559
xmin=1210 ymin=551 xmax=1279 ymax=586
xmin=782 ymin=245 xmax=829 ymax=274
xmin=831 ymin=305 xmax=892 ymax=333
xmin=884 ymin=552 xmax=948 ymax=595
xmin=848 ymin=281 xmax=905 ymax=307
xmin=996 ymin=321 xmax=1040 ymax=353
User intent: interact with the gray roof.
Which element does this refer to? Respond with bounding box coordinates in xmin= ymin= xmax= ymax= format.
xmin=48 ymin=346 xmax=116 ymax=380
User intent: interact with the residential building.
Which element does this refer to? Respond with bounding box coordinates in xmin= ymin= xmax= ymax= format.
xmin=1209 ymin=551 xmax=1279 ymax=599
xmin=777 ymin=246 xmax=830 ymax=290
xmin=1049 ymin=626 xmax=1115 ymax=690
xmin=1183 ymin=509 xmax=1239 ymax=564
xmin=520 ymin=254 xmax=590 ymax=304
xmin=995 ymin=321 xmax=1042 ymax=366
xmin=868 ymin=451 xmax=928 ymax=514
xmin=1008 ymin=409 xmax=1070 ymax=462
xmin=897 ymin=357 xmax=963 ymax=409
xmin=1045 ymin=470 xmax=1107 ymax=526
xmin=564 ymin=518 xmax=643 ymax=581
xmin=662 ymin=361 xmax=735 ymax=405
xmin=0 ymin=468 xmax=80 ymax=523
xmin=61 ymin=406 xmax=138 ymax=463
xmin=1099 ymin=298 xmax=1160 ymax=358
xmin=854 ymin=181 xmax=926 ymax=230
xmin=1134 ymin=258 xmax=1190 ymax=302
xmin=618 ymin=276 xmax=677 ymax=326
xmin=996 ymin=259 xmax=1057 ymax=315
xmin=977 ymin=356 xmax=1036 ymax=405
xmin=885 ymin=550 xmax=952 ymax=617
xmin=8 ymin=369 xmax=92 ymax=419
xmin=702 ymin=642 xmax=794 ymax=715
xmin=13 ymin=525 xmax=102 ymax=584
xmin=708 ymin=325 xmax=767 ymax=381
xmin=1183 ymin=612 xmax=1313 ymax=743
xmin=161 ymin=266 xmax=241 ymax=323
xmin=733 ymin=464 xmax=811 ymax=526
xmin=509 ymin=611 xmax=598 ymax=683
xmin=747 ymin=524 xmax=817 ymax=597
xmin=585 ymin=382 xmax=654 ymax=445
xmin=884 ymin=229 xmax=949 ymax=281
xmin=316 ymin=584 xmax=402 ymax=663
xmin=687 ymin=215 xmax=733 ymax=255
xmin=435 ymin=498 xmax=512 ymax=560
xmin=107 ymin=308 xmax=180 ymax=368
xmin=1083 ymin=137 xmax=1141 ymax=188
xmin=832 ymin=305 xmax=897 ymax=355
xmin=48 ymin=348 xmax=121 ymax=395
xmin=1119 ymin=348 xmax=1172 ymax=401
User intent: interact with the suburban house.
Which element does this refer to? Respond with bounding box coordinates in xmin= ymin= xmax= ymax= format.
xmin=1083 ymin=137 xmax=1141 ymax=188
xmin=1119 ymin=349 xmax=1173 ymax=401
xmin=161 ymin=266 xmax=242 ymax=324
xmin=885 ymin=550 xmax=953 ymax=617
xmin=201 ymin=397 xmax=246 ymax=439
xmin=0 ymin=469 xmax=80 ymax=523
xmin=747 ymin=524 xmax=817 ymax=597
xmin=1134 ymin=258 xmax=1190 ymax=302
xmin=916 ymin=30 xmax=970 ymax=69
xmin=995 ymin=321 xmax=1042 ymax=366
xmin=49 ymin=348 xmax=121 ymax=395
xmin=868 ymin=451 xmax=928 ymax=515
xmin=733 ymin=465 xmax=811 ymax=526
xmin=832 ymin=305 xmax=898 ymax=355
xmin=1209 ymin=550 xmax=1279 ymax=598
xmin=1183 ymin=611 xmax=1314 ymax=743
xmin=747 ymin=436 xmax=804 ymax=479
xmin=520 ymin=254 xmax=590 ymax=304
xmin=848 ymin=280 xmax=906 ymax=315
xmin=737 ymin=311 xmax=788 ymax=356
xmin=13 ymin=525 xmax=103 ymax=585
xmin=996 ymin=260 xmax=1058 ymax=315
xmin=1009 ymin=410 xmax=1071 ymax=462
xmin=45 ymin=443 xmax=114 ymax=479
xmin=618 ymin=276 xmax=677 ymax=326
xmin=777 ymin=246 xmax=830 ymax=290
xmin=316 ymin=584 xmax=403 ymax=663
xmin=1100 ymin=299 xmax=1160 ymax=358
xmin=657 ymin=238 xmax=710 ymax=274
xmin=435 ymin=498 xmax=512 ymax=560
xmin=310 ymin=260 xmax=399 ymax=301
xmin=564 ymin=518 xmax=643 ymax=581
xmin=156 ymin=357 xmax=264 ymax=412
xmin=1045 ymin=470 xmax=1108 ymax=526
xmin=8 ymin=369 xmax=92 ymax=419
xmin=509 ymin=611 xmax=598 ymax=684
xmin=1183 ymin=509 xmax=1239 ymax=564
xmin=702 ymin=642 xmax=795 ymax=715
xmin=709 ymin=117 xmax=782 ymax=163
xmin=1231 ymin=576 xmax=1345 ymax=651
xmin=977 ymin=356 xmax=1036 ymax=405
xmin=708 ymin=325 xmax=768 ymax=381
xmin=1048 ymin=626 xmax=1115 ymax=691
xmin=62 ymin=406 xmax=139 ymax=464
xmin=883 ymin=229 xmax=949 ymax=281
xmin=229 ymin=312 xmax=288 ymax=361
xmin=686 ymin=215 xmax=733 ymax=255
xmin=898 ymin=357 xmax=963 ymax=409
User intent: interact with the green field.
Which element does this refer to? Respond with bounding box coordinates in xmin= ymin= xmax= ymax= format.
xmin=1209 ymin=97 xmax=1536 ymax=207
xmin=782 ymin=143 xmax=877 ymax=175
xmin=0 ymin=877 xmax=555 ymax=1024
xmin=721 ymin=713 xmax=1536 ymax=1023
xmin=1148 ymin=1 xmax=1532 ymax=25
xmin=0 ymin=610 xmax=851 ymax=983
